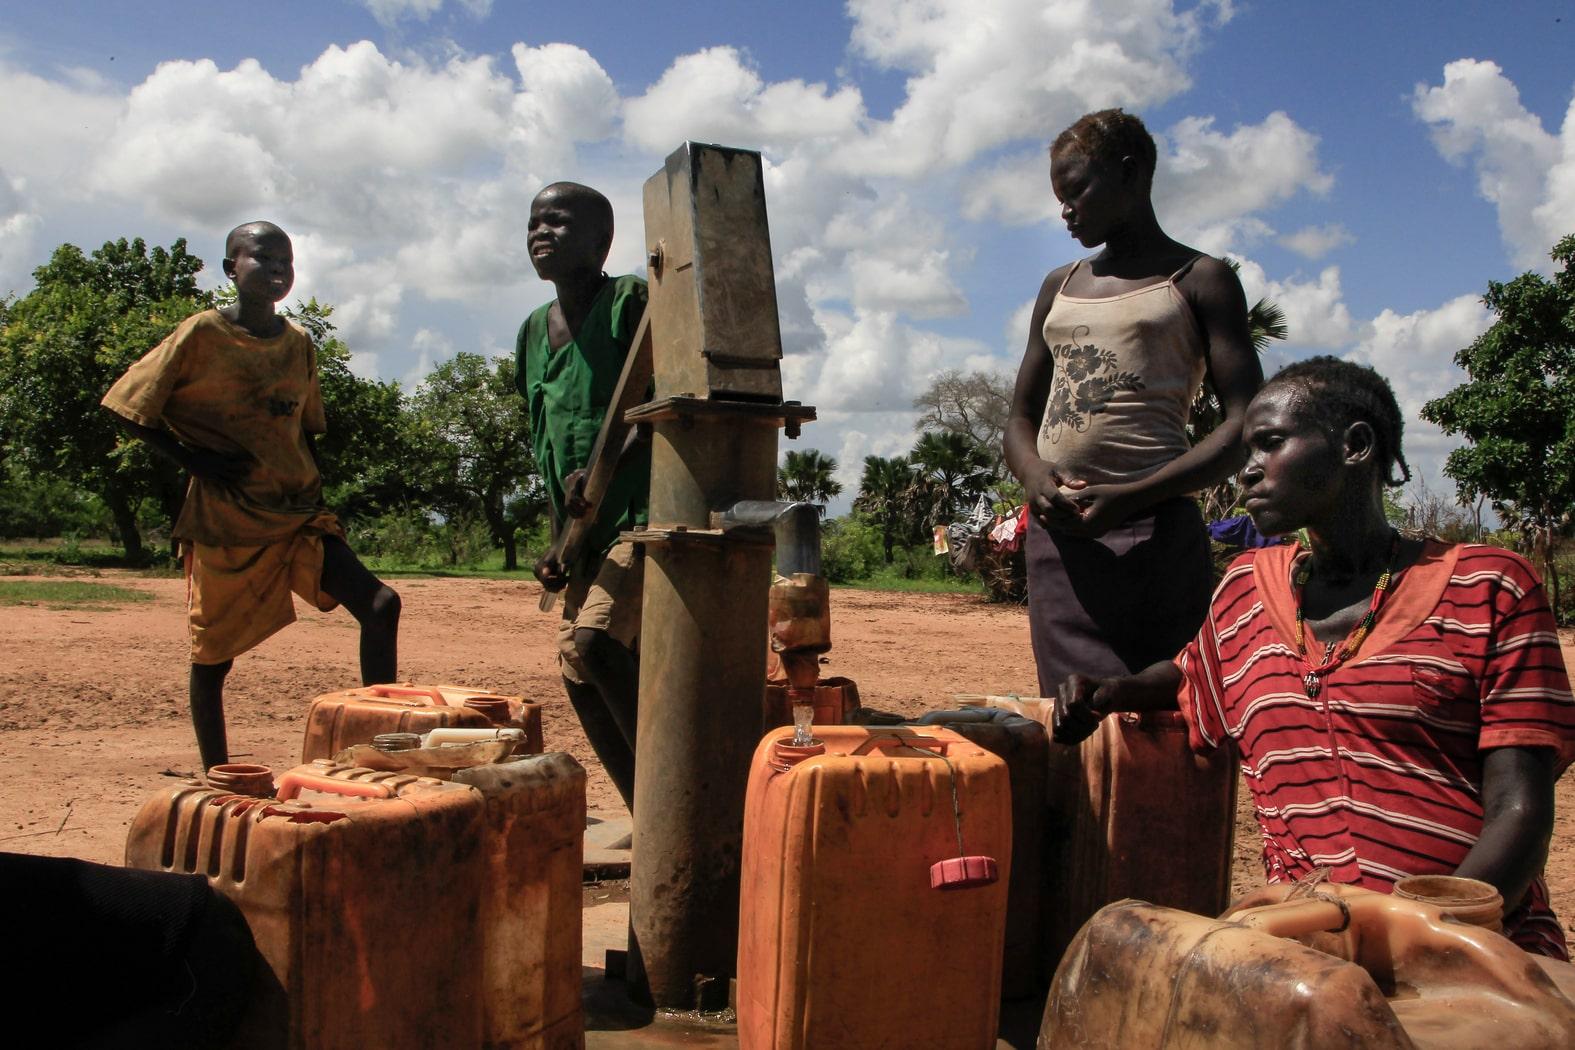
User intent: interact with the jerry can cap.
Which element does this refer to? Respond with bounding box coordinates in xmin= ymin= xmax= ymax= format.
xmin=930 ymin=855 xmax=999 ymax=890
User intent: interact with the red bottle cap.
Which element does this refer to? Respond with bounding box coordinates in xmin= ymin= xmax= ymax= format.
xmin=930 ymin=855 xmax=999 ymax=890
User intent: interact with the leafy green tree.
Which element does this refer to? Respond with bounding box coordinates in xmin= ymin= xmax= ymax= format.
xmin=0 ymin=238 xmax=208 ymax=559
xmin=1422 ymin=233 xmax=1575 ymax=616
xmin=853 ymin=454 xmax=920 ymax=563
xmin=910 ymin=430 xmax=993 ymax=522
xmin=0 ymin=459 xmax=110 ymax=539
xmin=284 ymin=299 xmax=416 ymax=521
xmin=777 ymin=448 xmax=843 ymax=512
xmin=406 ymin=352 xmax=541 ymax=570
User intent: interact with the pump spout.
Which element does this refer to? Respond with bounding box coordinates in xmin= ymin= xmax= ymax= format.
xmin=716 ymin=500 xmax=822 ymax=577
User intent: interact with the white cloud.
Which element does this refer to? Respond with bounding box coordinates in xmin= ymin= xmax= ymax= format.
xmin=0 ymin=173 xmax=42 ymax=296
xmin=1413 ymin=59 xmax=1574 ymax=269
xmin=1230 ymin=258 xmax=1355 ymax=349
xmin=1344 ymin=293 xmax=1493 ymax=494
xmin=403 ymin=327 xmax=454 ymax=390
xmin=622 ymin=47 xmax=863 ymax=156
xmin=967 ymin=111 xmax=1334 ymax=258
xmin=510 ymin=43 xmax=622 ymax=166
xmin=1280 ymin=223 xmax=1353 ymax=260
xmin=25 ymin=40 xmax=627 ymax=366
xmin=0 ymin=62 xmax=123 ymax=191
xmin=1157 ymin=112 xmax=1332 ymax=251
xmin=842 ymin=0 xmax=1227 ymax=176
xmin=358 ymin=0 xmax=491 ymax=28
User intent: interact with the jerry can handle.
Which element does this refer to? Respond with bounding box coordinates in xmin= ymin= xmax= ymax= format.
xmin=849 ymin=732 xmax=950 ymax=757
xmin=367 ymin=684 xmax=446 ymax=705
xmin=275 ymin=771 xmax=395 ymax=801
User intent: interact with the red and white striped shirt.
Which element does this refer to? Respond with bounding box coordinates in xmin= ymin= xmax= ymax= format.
xmin=1176 ymin=541 xmax=1575 ymax=958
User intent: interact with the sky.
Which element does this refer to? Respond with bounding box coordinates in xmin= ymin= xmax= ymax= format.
xmin=2 ymin=0 xmax=1573 ymax=516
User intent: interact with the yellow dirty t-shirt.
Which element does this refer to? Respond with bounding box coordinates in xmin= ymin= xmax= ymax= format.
xmin=102 ymin=309 xmax=327 ymax=546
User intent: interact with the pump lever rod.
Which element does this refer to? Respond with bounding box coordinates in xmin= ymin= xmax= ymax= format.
xmin=539 ymin=307 xmax=654 ymax=612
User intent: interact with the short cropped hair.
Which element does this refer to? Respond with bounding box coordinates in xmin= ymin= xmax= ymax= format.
xmin=538 ymin=182 xmax=614 ymax=244
xmin=225 ymin=220 xmax=287 ymax=258
xmin=1051 ymin=109 xmax=1157 ymax=182
xmin=1264 ymin=356 xmax=1412 ymax=487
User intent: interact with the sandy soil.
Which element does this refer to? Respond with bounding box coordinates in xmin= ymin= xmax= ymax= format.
xmin=2 ymin=572 xmax=1572 ymax=940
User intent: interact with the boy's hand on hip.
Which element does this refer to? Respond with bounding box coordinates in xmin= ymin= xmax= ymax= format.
xmin=534 ymin=553 xmax=570 ymax=593
xmin=561 ymin=469 xmax=590 ymax=518
xmin=185 ymin=447 xmax=253 ymax=484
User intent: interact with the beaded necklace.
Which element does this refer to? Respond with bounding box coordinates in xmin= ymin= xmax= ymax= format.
xmin=1293 ymin=531 xmax=1401 ymax=698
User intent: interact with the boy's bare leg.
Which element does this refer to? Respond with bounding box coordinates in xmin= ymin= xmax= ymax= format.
xmin=189 ymin=660 xmax=233 ymax=770
xmin=563 ymin=674 xmax=636 ymax=813
xmin=319 ymin=535 xmax=400 ymax=685
xmin=573 ymin=626 xmax=639 ymax=752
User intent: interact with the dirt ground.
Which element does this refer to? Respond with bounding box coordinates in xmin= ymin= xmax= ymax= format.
xmin=2 ymin=572 xmax=1573 ymax=941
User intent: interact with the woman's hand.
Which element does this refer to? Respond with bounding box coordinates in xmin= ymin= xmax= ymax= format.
xmin=1058 ymin=482 xmax=1136 ymax=539
xmin=1054 ymin=672 xmax=1119 ymax=745
xmin=1023 ymin=461 xmax=1084 ymax=531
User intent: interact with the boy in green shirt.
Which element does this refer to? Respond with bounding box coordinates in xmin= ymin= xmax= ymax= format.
xmin=516 ymin=182 xmax=649 ymax=811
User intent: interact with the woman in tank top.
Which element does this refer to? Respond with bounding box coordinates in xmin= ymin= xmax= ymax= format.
xmin=1004 ymin=109 xmax=1263 ymax=691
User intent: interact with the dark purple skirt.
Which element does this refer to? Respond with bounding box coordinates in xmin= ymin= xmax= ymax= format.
xmin=1026 ymin=497 xmax=1211 ymax=694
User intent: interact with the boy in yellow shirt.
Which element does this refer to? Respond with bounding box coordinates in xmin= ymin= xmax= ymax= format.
xmin=103 ymin=221 xmax=400 ymax=769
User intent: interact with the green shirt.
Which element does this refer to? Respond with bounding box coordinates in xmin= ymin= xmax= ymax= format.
xmin=515 ymin=274 xmax=650 ymax=568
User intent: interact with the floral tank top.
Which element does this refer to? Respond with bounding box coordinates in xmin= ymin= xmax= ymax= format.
xmin=1036 ymin=257 xmax=1207 ymax=486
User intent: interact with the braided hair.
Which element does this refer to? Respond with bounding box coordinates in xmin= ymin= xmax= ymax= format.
xmin=1263 ymin=356 xmax=1413 ymax=487
xmin=1051 ymin=109 xmax=1157 ymax=182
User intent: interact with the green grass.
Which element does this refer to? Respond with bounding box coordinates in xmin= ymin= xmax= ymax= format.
xmin=0 ymin=578 xmax=155 ymax=610
xmin=834 ymin=572 xmax=984 ymax=595
xmin=0 ymin=539 xmax=180 ymax=576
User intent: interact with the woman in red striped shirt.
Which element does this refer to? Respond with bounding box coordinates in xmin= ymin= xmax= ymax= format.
xmin=1055 ymin=356 xmax=1575 ymax=957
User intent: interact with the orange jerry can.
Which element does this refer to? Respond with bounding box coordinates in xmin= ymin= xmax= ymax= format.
xmin=1044 ymin=710 xmax=1236 ymax=970
xmin=301 ymin=682 xmax=543 ymax=762
xmin=307 ymin=755 xmax=588 ymax=1050
xmin=454 ymin=754 xmax=586 ymax=1050
xmin=124 ymin=764 xmax=485 ymax=1050
xmin=1042 ymin=886 xmax=1575 ymax=1049
xmin=738 ymin=725 xmax=1012 ymax=1050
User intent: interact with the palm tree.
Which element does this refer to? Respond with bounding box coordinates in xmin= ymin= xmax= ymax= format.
xmin=910 ymin=431 xmax=994 ymax=523
xmin=853 ymin=454 xmax=919 ymax=563
xmin=1192 ymin=265 xmax=1289 ymax=519
xmin=777 ymin=449 xmax=843 ymax=513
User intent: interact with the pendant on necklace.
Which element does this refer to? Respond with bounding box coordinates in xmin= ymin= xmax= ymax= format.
xmin=1303 ymin=672 xmax=1321 ymax=698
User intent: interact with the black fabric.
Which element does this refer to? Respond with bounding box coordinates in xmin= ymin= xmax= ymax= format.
xmin=1 ymin=852 xmax=259 ymax=1047
xmin=1026 ymin=497 xmax=1211 ymax=693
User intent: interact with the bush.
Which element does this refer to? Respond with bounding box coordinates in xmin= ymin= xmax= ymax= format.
xmin=819 ymin=514 xmax=885 ymax=583
xmin=349 ymin=507 xmax=444 ymax=565
xmin=0 ymin=464 xmax=113 ymax=539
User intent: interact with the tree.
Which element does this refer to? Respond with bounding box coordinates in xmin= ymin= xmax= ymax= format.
xmin=777 ymin=449 xmax=843 ymax=511
xmin=1422 ymin=233 xmax=1575 ymax=617
xmin=912 ymin=369 xmax=1013 ymax=471
xmin=406 ymin=352 xmax=541 ymax=570
xmin=1193 ymin=264 xmax=1290 ymax=519
xmin=285 ymin=299 xmax=416 ymax=522
xmin=853 ymin=454 xmax=920 ymax=563
xmin=910 ymin=430 xmax=993 ymax=523
xmin=0 ymin=238 xmax=208 ymax=560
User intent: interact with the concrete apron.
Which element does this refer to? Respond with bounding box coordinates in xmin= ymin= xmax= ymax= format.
xmin=580 ymin=895 xmax=1045 ymax=1048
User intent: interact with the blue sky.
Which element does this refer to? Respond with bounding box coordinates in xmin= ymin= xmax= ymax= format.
xmin=3 ymin=1 xmax=1572 ymax=513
